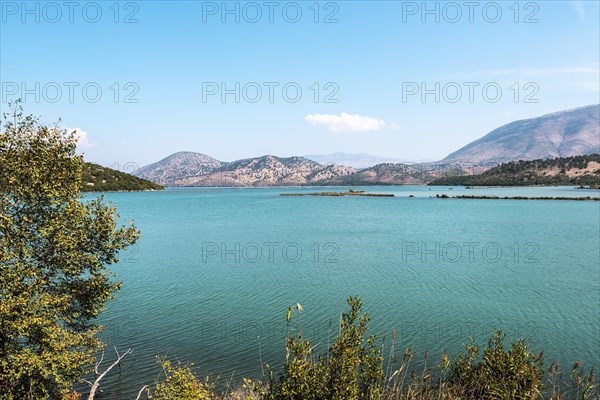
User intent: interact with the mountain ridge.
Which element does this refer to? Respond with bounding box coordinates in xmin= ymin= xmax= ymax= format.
xmin=132 ymin=105 xmax=600 ymax=186
xmin=133 ymin=151 xmax=223 ymax=185
xmin=443 ymin=104 xmax=599 ymax=164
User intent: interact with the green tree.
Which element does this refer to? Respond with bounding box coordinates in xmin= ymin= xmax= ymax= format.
xmin=0 ymin=102 xmax=139 ymax=399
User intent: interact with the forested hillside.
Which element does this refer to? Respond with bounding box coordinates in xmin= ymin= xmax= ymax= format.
xmin=82 ymin=163 xmax=164 ymax=191
xmin=429 ymin=154 xmax=600 ymax=186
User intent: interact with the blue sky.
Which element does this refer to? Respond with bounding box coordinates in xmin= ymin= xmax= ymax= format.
xmin=1 ymin=1 xmax=599 ymax=167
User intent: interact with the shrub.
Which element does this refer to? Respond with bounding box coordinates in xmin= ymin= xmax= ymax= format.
xmin=152 ymin=359 xmax=215 ymax=400
xmin=267 ymin=297 xmax=383 ymax=400
xmin=120 ymin=300 xmax=596 ymax=400
xmin=449 ymin=329 xmax=545 ymax=399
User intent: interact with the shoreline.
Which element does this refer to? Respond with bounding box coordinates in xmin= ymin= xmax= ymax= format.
xmin=434 ymin=194 xmax=600 ymax=201
xmin=281 ymin=191 xmax=395 ymax=197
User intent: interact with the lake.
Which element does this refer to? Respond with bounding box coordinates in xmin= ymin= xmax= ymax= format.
xmin=90 ymin=186 xmax=600 ymax=397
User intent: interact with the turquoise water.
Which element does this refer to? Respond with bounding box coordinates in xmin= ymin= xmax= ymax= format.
xmin=91 ymin=186 xmax=600 ymax=397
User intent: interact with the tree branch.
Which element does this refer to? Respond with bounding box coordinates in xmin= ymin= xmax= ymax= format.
xmin=135 ymin=385 xmax=150 ymax=400
xmin=87 ymin=347 xmax=132 ymax=400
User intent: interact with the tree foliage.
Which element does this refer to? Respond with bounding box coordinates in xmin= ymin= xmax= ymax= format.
xmin=0 ymin=102 xmax=139 ymax=399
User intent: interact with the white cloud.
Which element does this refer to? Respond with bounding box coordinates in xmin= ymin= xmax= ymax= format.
xmin=70 ymin=128 xmax=98 ymax=149
xmin=305 ymin=112 xmax=386 ymax=133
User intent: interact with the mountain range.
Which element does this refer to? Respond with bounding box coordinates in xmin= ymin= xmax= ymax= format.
xmin=134 ymin=153 xmax=357 ymax=186
xmin=133 ymin=105 xmax=600 ymax=187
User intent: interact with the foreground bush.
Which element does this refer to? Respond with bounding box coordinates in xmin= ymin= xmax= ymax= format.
xmin=448 ymin=330 xmax=544 ymax=399
xmin=148 ymin=297 xmax=596 ymax=400
xmin=151 ymin=359 xmax=215 ymax=400
xmin=264 ymin=297 xmax=383 ymax=400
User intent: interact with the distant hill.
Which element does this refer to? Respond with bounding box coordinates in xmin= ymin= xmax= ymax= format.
xmin=443 ymin=105 xmax=600 ymax=164
xmin=134 ymin=152 xmax=357 ymax=186
xmin=304 ymin=153 xmax=408 ymax=169
xmin=133 ymin=151 xmax=223 ymax=185
xmin=82 ymin=163 xmax=164 ymax=192
xmin=319 ymin=163 xmax=439 ymax=185
xmin=167 ymin=155 xmax=357 ymax=186
xmin=429 ymin=154 xmax=600 ymax=186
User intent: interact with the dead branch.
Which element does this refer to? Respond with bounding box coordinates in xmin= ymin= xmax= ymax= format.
xmin=87 ymin=347 xmax=132 ymax=400
xmin=135 ymin=385 xmax=150 ymax=400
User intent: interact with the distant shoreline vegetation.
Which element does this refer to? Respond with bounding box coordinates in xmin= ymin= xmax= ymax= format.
xmin=429 ymin=154 xmax=600 ymax=187
xmin=81 ymin=163 xmax=164 ymax=192
xmin=576 ymin=184 xmax=600 ymax=190
xmin=434 ymin=194 xmax=600 ymax=201
xmin=281 ymin=189 xmax=395 ymax=197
